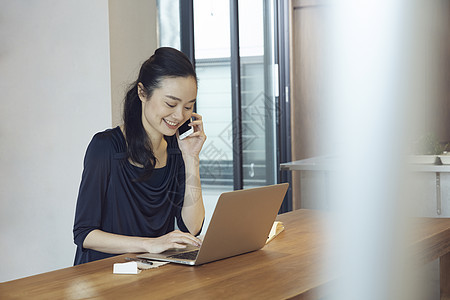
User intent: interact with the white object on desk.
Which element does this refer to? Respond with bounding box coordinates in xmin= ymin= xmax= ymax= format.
xmin=113 ymin=261 xmax=141 ymax=274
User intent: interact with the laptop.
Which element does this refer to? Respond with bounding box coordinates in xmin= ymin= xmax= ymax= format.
xmin=137 ymin=183 xmax=289 ymax=266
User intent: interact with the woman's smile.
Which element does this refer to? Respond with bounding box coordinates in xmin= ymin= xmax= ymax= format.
xmin=163 ymin=118 xmax=180 ymax=130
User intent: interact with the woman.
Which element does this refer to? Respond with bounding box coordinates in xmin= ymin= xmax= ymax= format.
xmin=73 ymin=47 xmax=206 ymax=265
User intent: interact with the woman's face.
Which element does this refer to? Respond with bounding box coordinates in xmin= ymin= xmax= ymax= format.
xmin=138 ymin=76 xmax=197 ymax=138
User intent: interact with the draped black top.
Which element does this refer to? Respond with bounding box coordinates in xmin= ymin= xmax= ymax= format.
xmin=73 ymin=126 xmax=191 ymax=265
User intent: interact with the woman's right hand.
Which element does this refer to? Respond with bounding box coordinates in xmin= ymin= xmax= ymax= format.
xmin=144 ymin=230 xmax=202 ymax=254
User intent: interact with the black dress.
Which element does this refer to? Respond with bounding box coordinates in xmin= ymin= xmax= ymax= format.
xmin=73 ymin=127 xmax=192 ymax=265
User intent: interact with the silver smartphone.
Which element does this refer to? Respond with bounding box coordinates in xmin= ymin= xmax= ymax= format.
xmin=178 ymin=118 xmax=194 ymax=140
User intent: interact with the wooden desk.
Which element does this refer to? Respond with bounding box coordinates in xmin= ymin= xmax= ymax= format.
xmin=413 ymin=218 xmax=450 ymax=299
xmin=2 ymin=210 xmax=450 ymax=299
xmin=0 ymin=210 xmax=330 ymax=299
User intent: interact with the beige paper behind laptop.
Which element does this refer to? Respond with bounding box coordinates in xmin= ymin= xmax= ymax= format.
xmin=138 ymin=183 xmax=289 ymax=266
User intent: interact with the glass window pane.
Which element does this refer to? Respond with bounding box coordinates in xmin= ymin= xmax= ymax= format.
xmin=239 ymin=0 xmax=277 ymax=188
xmin=194 ymin=0 xmax=231 ymax=59
xmin=194 ymin=0 xmax=233 ymax=229
xmin=156 ymin=0 xmax=180 ymax=49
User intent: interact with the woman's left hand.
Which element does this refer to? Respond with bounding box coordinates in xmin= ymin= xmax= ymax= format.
xmin=177 ymin=112 xmax=206 ymax=157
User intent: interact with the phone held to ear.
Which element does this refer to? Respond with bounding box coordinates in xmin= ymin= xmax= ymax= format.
xmin=178 ymin=118 xmax=194 ymax=140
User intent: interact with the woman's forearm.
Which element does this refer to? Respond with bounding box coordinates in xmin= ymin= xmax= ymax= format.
xmin=181 ymin=154 xmax=205 ymax=235
xmin=83 ymin=229 xmax=147 ymax=254
xmin=83 ymin=229 xmax=202 ymax=254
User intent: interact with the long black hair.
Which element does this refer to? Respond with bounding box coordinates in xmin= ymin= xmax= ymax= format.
xmin=123 ymin=47 xmax=197 ymax=181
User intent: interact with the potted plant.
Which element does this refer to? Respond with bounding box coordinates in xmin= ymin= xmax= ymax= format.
xmin=410 ymin=133 xmax=449 ymax=164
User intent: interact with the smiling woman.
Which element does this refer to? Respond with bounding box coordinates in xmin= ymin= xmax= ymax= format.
xmin=138 ymin=76 xmax=197 ymax=141
xmin=73 ymin=47 xmax=207 ymax=265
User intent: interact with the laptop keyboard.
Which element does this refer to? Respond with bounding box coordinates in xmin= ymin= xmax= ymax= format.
xmin=168 ymin=250 xmax=199 ymax=260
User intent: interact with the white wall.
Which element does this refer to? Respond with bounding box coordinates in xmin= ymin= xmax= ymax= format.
xmin=0 ymin=1 xmax=112 ymax=282
xmin=108 ymin=0 xmax=158 ymax=126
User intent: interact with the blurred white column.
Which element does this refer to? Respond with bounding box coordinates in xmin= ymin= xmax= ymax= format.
xmin=323 ymin=1 xmax=444 ymax=299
